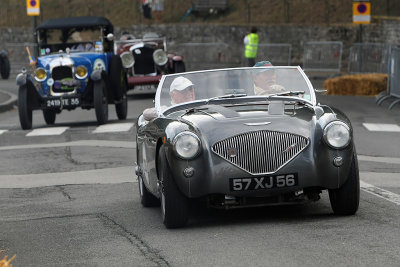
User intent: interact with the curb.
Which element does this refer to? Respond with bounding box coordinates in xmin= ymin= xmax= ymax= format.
xmin=0 ymin=89 xmax=17 ymax=113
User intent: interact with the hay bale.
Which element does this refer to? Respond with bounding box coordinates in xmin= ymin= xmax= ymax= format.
xmin=324 ymin=73 xmax=388 ymax=96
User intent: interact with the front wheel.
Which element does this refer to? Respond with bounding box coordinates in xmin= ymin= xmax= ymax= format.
xmin=158 ymin=146 xmax=189 ymax=228
xmin=138 ymin=174 xmax=160 ymax=207
xmin=43 ymin=110 xmax=56 ymax=125
xmin=18 ymin=85 xmax=32 ymax=130
xmin=328 ymin=152 xmax=360 ymax=215
xmin=93 ymin=79 xmax=108 ymax=125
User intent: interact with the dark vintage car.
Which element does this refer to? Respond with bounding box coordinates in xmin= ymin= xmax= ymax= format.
xmin=115 ymin=32 xmax=185 ymax=90
xmin=16 ymin=16 xmax=128 ymax=129
xmin=0 ymin=49 xmax=10 ymax=79
xmin=135 ymin=66 xmax=360 ymax=228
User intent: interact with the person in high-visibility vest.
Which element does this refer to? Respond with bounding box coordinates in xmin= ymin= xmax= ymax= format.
xmin=243 ymin=26 xmax=259 ymax=67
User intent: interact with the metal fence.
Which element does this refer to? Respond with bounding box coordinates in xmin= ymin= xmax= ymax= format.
xmin=377 ymin=46 xmax=400 ymax=109
xmin=175 ymin=42 xmax=240 ymax=71
xmin=256 ymin=43 xmax=292 ymax=66
xmin=4 ymin=42 xmax=37 ymax=76
xmin=302 ymin=41 xmax=342 ymax=72
xmin=348 ymin=43 xmax=391 ymax=74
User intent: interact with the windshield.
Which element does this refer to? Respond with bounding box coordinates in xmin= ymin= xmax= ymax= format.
xmin=155 ymin=66 xmax=315 ymax=115
xmin=37 ymin=28 xmax=103 ymax=54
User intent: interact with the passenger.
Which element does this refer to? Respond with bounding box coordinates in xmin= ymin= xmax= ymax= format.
xmin=143 ymin=76 xmax=194 ymax=121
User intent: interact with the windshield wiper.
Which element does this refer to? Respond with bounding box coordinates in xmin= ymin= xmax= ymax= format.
xmin=206 ymin=93 xmax=247 ymax=104
xmin=269 ymin=90 xmax=305 ymax=97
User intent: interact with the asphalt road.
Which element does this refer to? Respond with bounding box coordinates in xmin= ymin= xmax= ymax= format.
xmin=0 ymin=77 xmax=399 ymax=266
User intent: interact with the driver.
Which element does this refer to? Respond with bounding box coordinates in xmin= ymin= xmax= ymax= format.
xmin=252 ymin=61 xmax=286 ymax=95
xmin=142 ymin=76 xmax=195 ymax=121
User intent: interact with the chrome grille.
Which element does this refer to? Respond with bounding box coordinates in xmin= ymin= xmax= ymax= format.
xmin=211 ymin=130 xmax=309 ymax=175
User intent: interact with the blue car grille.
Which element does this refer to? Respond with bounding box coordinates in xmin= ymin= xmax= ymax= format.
xmin=211 ymin=130 xmax=309 ymax=175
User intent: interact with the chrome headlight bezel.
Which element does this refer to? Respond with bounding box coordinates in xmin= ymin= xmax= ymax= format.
xmin=75 ymin=65 xmax=88 ymax=79
xmin=120 ymin=51 xmax=135 ymax=68
xmin=153 ymin=49 xmax=168 ymax=66
xmin=323 ymin=121 xmax=351 ymax=149
xmin=34 ymin=67 xmax=47 ymax=82
xmin=172 ymin=131 xmax=201 ymax=159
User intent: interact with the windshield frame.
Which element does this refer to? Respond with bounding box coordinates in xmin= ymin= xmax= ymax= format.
xmin=155 ymin=66 xmax=316 ymax=117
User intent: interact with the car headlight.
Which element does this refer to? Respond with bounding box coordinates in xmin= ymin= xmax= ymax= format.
xmin=120 ymin=52 xmax=135 ymax=68
xmin=323 ymin=121 xmax=351 ymax=149
xmin=173 ymin=132 xmax=201 ymax=159
xmin=153 ymin=49 xmax=168 ymax=66
xmin=75 ymin=65 xmax=88 ymax=79
xmin=34 ymin=68 xmax=47 ymax=82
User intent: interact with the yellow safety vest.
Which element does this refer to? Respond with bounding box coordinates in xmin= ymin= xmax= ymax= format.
xmin=245 ymin=33 xmax=259 ymax=58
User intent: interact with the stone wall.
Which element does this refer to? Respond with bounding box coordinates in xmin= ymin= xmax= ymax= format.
xmin=1 ymin=19 xmax=399 ymax=75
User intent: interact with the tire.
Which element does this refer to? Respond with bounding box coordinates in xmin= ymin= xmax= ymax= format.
xmin=174 ymin=61 xmax=186 ymax=73
xmin=43 ymin=110 xmax=56 ymax=125
xmin=138 ymin=174 xmax=160 ymax=207
xmin=0 ymin=55 xmax=10 ymax=79
xmin=115 ymin=95 xmax=127 ymax=120
xmin=158 ymin=146 xmax=189 ymax=228
xmin=328 ymin=152 xmax=360 ymax=215
xmin=93 ymin=79 xmax=108 ymax=125
xmin=109 ymin=55 xmax=125 ymax=100
xmin=18 ymin=85 xmax=32 ymax=130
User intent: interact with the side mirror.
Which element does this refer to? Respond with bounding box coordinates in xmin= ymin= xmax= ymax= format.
xmin=106 ymin=33 xmax=114 ymax=41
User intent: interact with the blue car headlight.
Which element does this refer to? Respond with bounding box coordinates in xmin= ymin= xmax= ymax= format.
xmin=173 ymin=131 xmax=201 ymax=159
xmin=323 ymin=121 xmax=351 ymax=149
xmin=34 ymin=67 xmax=47 ymax=82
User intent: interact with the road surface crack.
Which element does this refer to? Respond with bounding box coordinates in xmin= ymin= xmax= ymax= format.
xmin=97 ymin=213 xmax=170 ymax=267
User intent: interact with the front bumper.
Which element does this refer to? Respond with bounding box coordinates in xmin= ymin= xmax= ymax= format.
xmin=166 ymin=143 xmax=355 ymax=199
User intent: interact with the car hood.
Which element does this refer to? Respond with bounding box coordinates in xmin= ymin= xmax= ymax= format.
xmin=37 ymin=53 xmax=100 ymax=71
xmin=178 ymin=105 xmax=318 ymax=144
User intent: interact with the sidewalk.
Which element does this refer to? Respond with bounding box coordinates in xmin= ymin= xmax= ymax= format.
xmin=0 ymin=89 xmax=17 ymax=112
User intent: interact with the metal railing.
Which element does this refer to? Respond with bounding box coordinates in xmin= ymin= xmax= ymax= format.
xmin=257 ymin=43 xmax=292 ymax=66
xmin=302 ymin=41 xmax=342 ymax=72
xmin=376 ymin=46 xmax=400 ymax=109
xmin=348 ymin=43 xmax=391 ymax=74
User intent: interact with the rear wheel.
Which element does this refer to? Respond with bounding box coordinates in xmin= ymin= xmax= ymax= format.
xmin=158 ymin=146 xmax=189 ymax=228
xmin=115 ymin=96 xmax=127 ymax=120
xmin=93 ymin=79 xmax=108 ymax=125
xmin=18 ymin=85 xmax=32 ymax=130
xmin=43 ymin=110 xmax=56 ymax=125
xmin=328 ymin=152 xmax=360 ymax=215
xmin=174 ymin=61 xmax=186 ymax=73
xmin=0 ymin=55 xmax=10 ymax=79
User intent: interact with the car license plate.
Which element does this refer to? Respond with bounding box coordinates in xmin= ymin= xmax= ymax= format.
xmin=46 ymin=97 xmax=80 ymax=108
xmin=229 ymin=173 xmax=298 ymax=191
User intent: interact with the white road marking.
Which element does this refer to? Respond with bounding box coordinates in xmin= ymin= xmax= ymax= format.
xmin=362 ymin=123 xmax=400 ymax=132
xmin=0 ymin=166 xmax=136 ymax=189
xmin=0 ymin=129 xmax=8 ymax=135
xmin=360 ymin=180 xmax=400 ymax=206
xmin=26 ymin=127 xmax=69 ymax=136
xmin=0 ymin=140 xmax=136 ymax=151
xmin=358 ymin=155 xmax=400 ymax=164
xmin=92 ymin=123 xmax=134 ymax=133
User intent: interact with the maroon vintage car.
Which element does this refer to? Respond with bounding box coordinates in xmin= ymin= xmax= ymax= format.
xmin=115 ymin=32 xmax=185 ymax=90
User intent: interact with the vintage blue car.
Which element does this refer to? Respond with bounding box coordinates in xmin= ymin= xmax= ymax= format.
xmin=16 ymin=16 xmax=128 ymax=129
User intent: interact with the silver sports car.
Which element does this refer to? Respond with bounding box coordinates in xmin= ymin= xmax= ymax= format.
xmin=136 ymin=66 xmax=359 ymax=228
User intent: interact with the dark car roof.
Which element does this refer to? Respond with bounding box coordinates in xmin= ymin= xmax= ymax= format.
xmin=36 ymin=16 xmax=113 ymax=33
